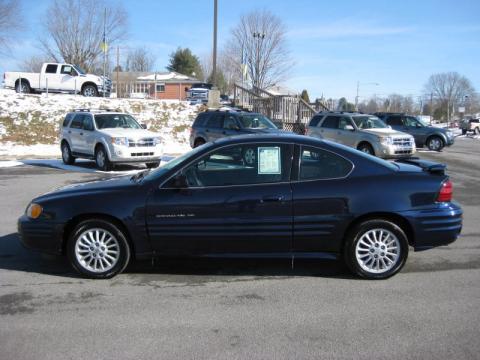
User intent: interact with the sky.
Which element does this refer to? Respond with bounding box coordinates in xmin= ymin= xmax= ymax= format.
xmin=2 ymin=0 xmax=480 ymax=102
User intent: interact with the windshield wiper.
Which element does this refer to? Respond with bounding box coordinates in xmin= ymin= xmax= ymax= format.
xmin=130 ymin=169 xmax=150 ymax=182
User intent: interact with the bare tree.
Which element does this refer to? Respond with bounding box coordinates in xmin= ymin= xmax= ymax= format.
xmin=19 ymin=55 xmax=55 ymax=72
xmin=40 ymin=0 xmax=128 ymax=73
xmin=424 ymin=72 xmax=476 ymax=120
xmin=225 ymin=9 xmax=293 ymax=90
xmin=125 ymin=47 xmax=154 ymax=72
xmin=0 ymin=0 xmax=21 ymax=55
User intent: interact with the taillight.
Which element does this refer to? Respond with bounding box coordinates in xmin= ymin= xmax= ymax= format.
xmin=437 ymin=180 xmax=453 ymax=202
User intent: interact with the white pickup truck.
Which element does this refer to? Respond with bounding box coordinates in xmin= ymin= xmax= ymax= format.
xmin=3 ymin=63 xmax=112 ymax=97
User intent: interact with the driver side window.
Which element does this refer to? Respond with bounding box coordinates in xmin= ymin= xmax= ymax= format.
xmin=172 ymin=143 xmax=292 ymax=188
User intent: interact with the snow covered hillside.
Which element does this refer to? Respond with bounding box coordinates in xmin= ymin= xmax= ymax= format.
xmin=0 ymin=89 xmax=200 ymax=157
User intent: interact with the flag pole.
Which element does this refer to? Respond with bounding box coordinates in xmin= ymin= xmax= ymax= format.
xmin=103 ymin=8 xmax=107 ymax=98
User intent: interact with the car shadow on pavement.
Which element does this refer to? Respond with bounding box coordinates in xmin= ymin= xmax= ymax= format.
xmin=0 ymin=232 xmax=355 ymax=280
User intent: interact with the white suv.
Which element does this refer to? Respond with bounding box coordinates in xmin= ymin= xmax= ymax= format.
xmin=60 ymin=109 xmax=163 ymax=171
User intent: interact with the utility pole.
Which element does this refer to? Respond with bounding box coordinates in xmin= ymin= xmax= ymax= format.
xmin=102 ymin=8 xmax=107 ymax=98
xmin=116 ymin=45 xmax=119 ymax=98
xmin=355 ymin=81 xmax=359 ymax=110
xmin=430 ymin=93 xmax=433 ymax=125
xmin=212 ymin=0 xmax=218 ymax=88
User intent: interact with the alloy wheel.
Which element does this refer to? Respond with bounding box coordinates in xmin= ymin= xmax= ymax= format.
xmin=74 ymin=228 xmax=120 ymax=273
xmin=355 ymin=228 xmax=400 ymax=274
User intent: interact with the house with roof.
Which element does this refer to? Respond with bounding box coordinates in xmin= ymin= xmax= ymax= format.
xmin=111 ymin=71 xmax=199 ymax=100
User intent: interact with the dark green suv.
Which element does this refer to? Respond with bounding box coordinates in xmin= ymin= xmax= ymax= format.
xmin=189 ymin=110 xmax=282 ymax=148
xmin=375 ymin=112 xmax=455 ymax=151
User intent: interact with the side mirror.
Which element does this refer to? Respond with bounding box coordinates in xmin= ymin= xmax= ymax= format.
xmin=141 ymin=124 xmax=147 ymax=129
xmin=345 ymin=124 xmax=354 ymax=131
xmin=173 ymin=173 xmax=188 ymax=188
xmin=387 ymin=125 xmax=392 ymax=129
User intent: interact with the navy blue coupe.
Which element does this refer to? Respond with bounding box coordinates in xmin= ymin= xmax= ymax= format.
xmin=18 ymin=134 xmax=462 ymax=279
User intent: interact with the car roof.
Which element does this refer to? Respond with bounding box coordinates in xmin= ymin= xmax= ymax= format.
xmin=211 ymin=133 xmax=325 ymax=146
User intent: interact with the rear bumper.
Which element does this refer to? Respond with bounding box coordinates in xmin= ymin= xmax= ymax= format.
xmin=400 ymin=202 xmax=463 ymax=251
xmin=17 ymin=215 xmax=64 ymax=255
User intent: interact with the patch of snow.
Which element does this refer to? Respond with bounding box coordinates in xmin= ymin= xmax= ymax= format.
xmin=0 ymin=160 xmax=23 ymax=167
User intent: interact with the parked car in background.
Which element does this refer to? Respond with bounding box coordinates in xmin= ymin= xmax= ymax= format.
xmin=375 ymin=112 xmax=455 ymax=151
xmin=460 ymin=118 xmax=480 ymax=135
xmin=60 ymin=109 xmax=163 ymax=171
xmin=187 ymin=83 xmax=212 ymax=105
xmin=18 ymin=134 xmax=462 ymax=279
xmin=3 ymin=62 xmax=111 ymax=97
xmin=306 ymin=111 xmax=416 ymax=158
xmin=189 ymin=109 xmax=284 ymax=148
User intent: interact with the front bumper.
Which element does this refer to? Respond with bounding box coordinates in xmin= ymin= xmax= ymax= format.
xmin=17 ymin=215 xmax=64 ymax=255
xmin=109 ymin=143 xmax=163 ymax=163
xmin=375 ymin=143 xmax=416 ymax=159
xmin=400 ymin=202 xmax=463 ymax=251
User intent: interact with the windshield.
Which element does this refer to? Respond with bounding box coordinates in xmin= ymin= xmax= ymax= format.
xmin=352 ymin=116 xmax=388 ymax=129
xmin=238 ymin=114 xmax=277 ymax=129
xmin=94 ymin=114 xmax=142 ymax=129
xmin=73 ymin=65 xmax=85 ymax=75
xmin=416 ymin=117 xmax=429 ymax=126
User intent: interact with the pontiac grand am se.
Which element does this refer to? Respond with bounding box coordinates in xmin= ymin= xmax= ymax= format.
xmin=18 ymin=134 xmax=463 ymax=280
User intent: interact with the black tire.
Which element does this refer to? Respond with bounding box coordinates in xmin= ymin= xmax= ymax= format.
xmin=82 ymin=84 xmax=98 ymax=97
xmin=95 ymin=145 xmax=112 ymax=171
xmin=194 ymin=138 xmax=205 ymax=148
xmin=15 ymin=80 xmax=31 ymax=94
xmin=426 ymin=136 xmax=444 ymax=151
xmin=146 ymin=162 xmax=160 ymax=169
xmin=344 ymin=219 xmax=409 ymax=280
xmin=67 ymin=219 xmax=131 ymax=279
xmin=61 ymin=141 xmax=75 ymax=165
xmin=357 ymin=143 xmax=375 ymax=156
xmin=462 ymin=129 xmax=467 ymax=135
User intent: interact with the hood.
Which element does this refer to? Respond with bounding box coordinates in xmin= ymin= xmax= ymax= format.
xmin=362 ymin=128 xmax=412 ymax=137
xmin=97 ymin=128 xmax=161 ymax=139
xmin=35 ymin=175 xmax=136 ymax=202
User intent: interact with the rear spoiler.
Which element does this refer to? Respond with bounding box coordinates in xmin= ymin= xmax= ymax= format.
xmin=395 ymin=157 xmax=446 ymax=175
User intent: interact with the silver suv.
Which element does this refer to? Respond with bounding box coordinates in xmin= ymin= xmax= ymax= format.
xmin=306 ymin=112 xmax=416 ymax=158
xmin=60 ymin=109 xmax=164 ymax=171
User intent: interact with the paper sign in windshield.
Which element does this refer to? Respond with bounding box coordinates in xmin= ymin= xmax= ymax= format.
xmin=258 ymin=147 xmax=281 ymax=174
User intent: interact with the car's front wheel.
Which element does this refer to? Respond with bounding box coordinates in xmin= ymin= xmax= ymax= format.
xmin=95 ymin=145 xmax=112 ymax=171
xmin=67 ymin=219 xmax=131 ymax=279
xmin=426 ymin=136 xmax=444 ymax=151
xmin=357 ymin=143 xmax=375 ymax=156
xmin=61 ymin=142 xmax=75 ymax=165
xmin=82 ymin=84 xmax=98 ymax=97
xmin=344 ymin=219 xmax=409 ymax=279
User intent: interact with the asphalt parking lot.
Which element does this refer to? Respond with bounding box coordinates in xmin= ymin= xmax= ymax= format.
xmin=0 ymin=138 xmax=479 ymax=359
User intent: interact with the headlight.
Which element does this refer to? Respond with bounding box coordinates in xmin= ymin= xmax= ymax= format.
xmin=112 ymin=137 xmax=128 ymax=146
xmin=380 ymin=136 xmax=393 ymax=145
xmin=154 ymin=137 xmax=163 ymax=146
xmin=26 ymin=203 xmax=43 ymax=219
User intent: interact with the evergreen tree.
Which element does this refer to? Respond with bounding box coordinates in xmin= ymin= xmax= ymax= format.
xmin=300 ymin=89 xmax=310 ymax=103
xmin=167 ymin=47 xmax=203 ymax=79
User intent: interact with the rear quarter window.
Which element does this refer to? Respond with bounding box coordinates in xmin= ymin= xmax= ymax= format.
xmin=320 ymin=116 xmax=339 ymax=129
xmin=300 ymin=146 xmax=353 ymax=180
xmin=62 ymin=113 xmax=74 ymax=127
xmin=309 ymin=115 xmax=324 ymax=127
xmin=193 ymin=112 xmax=209 ymax=127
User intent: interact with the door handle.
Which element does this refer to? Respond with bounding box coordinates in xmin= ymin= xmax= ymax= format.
xmin=222 ymin=131 xmax=227 ymax=134
xmin=80 ymin=132 xmax=83 ymax=135
xmin=68 ymin=130 xmax=71 ymax=134
xmin=261 ymin=195 xmax=285 ymax=203
xmin=205 ymin=129 xmax=210 ymax=132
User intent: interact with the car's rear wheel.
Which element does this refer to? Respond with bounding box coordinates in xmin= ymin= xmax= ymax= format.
xmin=95 ymin=145 xmax=112 ymax=171
xmin=67 ymin=219 xmax=131 ymax=279
xmin=146 ymin=162 xmax=160 ymax=168
xmin=344 ymin=219 xmax=409 ymax=279
xmin=61 ymin=142 xmax=75 ymax=165
xmin=357 ymin=143 xmax=375 ymax=156
xmin=426 ymin=136 xmax=444 ymax=151
xmin=194 ymin=138 xmax=205 ymax=148
xmin=16 ymin=80 xmax=31 ymax=94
